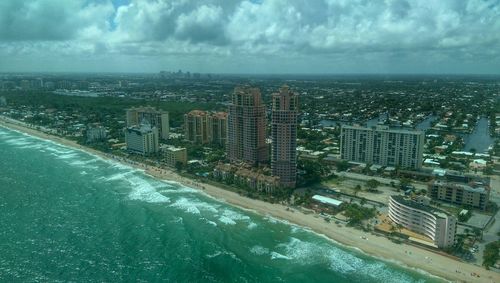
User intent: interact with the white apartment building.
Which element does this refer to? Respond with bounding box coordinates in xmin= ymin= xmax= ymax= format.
xmin=125 ymin=124 xmax=159 ymax=155
xmin=340 ymin=125 xmax=425 ymax=169
xmin=388 ymin=195 xmax=456 ymax=248
xmin=127 ymin=107 xmax=169 ymax=140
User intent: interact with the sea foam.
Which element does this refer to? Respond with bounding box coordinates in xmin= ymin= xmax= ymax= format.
xmin=170 ymin=197 xmax=220 ymax=215
xmin=125 ymin=176 xmax=170 ymax=203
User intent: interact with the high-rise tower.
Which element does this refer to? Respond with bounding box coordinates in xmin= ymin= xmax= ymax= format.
xmin=126 ymin=107 xmax=169 ymax=140
xmin=271 ymin=85 xmax=299 ymax=188
xmin=227 ymin=86 xmax=268 ymax=165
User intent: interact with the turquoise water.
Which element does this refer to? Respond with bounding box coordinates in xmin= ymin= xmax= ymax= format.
xmin=0 ymin=126 xmax=442 ymax=282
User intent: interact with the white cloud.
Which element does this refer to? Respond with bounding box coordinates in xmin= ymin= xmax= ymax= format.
xmin=0 ymin=0 xmax=499 ymax=73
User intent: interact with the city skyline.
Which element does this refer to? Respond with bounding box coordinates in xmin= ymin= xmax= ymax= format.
xmin=1 ymin=0 xmax=500 ymax=74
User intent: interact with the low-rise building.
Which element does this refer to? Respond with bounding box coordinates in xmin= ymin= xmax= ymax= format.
xmin=125 ymin=124 xmax=159 ymax=155
xmin=428 ymin=180 xmax=489 ymax=210
xmin=162 ymin=146 xmax=187 ymax=167
xmin=388 ymin=195 xmax=456 ymax=248
xmin=213 ymin=163 xmax=280 ymax=193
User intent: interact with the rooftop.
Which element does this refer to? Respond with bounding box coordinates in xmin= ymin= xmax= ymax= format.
xmin=390 ymin=195 xmax=451 ymax=219
xmin=341 ymin=124 xmax=424 ymax=135
xmin=312 ymin=195 xmax=343 ymax=207
xmin=433 ymin=180 xmax=488 ymax=193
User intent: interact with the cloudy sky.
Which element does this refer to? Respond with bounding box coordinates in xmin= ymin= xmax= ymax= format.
xmin=0 ymin=0 xmax=499 ymax=74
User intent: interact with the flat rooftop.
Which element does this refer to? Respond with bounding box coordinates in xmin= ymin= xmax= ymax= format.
xmin=312 ymin=195 xmax=343 ymax=207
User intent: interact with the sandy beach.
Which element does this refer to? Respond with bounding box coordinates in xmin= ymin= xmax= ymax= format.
xmin=1 ymin=116 xmax=498 ymax=283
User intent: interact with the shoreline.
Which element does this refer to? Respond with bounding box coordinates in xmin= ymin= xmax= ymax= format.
xmin=1 ymin=117 xmax=498 ymax=283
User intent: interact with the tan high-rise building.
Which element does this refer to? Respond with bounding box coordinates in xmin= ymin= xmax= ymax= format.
xmin=271 ymin=85 xmax=299 ymax=188
xmin=184 ymin=110 xmax=210 ymax=144
xmin=126 ymin=107 xmax=169 ymax=140
xmin=210 ymin=112 xmax=228 ymax=147
xmin=184 ymin=110 xmax=228 ymax=147
xmin=227 ymin=86 xmax=268 ymax=166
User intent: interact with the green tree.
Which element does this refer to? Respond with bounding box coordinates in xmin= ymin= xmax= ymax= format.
xmin=400 ymin=178 xmax=411 ymax=188
xmin=353 ymin=184 xmax=362 ymax=196
xmin=336 ymin=160 xmax=350 ymax=172
xmin=175 ymin=161 xmax=184 ymax=172
xmin=298 ymin=159 xmax=329 ymax=186
xmin=366 ymin=179 xmax=380 ymax=191
xmin=483 ymin=241 xmax=500 ymax=269
xmin=483 ymin=166 xmax=493 ymax=176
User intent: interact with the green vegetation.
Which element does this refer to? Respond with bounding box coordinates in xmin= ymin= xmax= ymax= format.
xmin=353 ymin=184 xmax=362 ymax=196
xmin=482 ymin=241 xmax=500 ymax=269
xmin=298 ymin=159 xmax=330 ymax=186
xmin=3 ymin=92 xmax=221 ymax=127
xmin=336 ymin=160 xmax=350 ymax=172
xmin=366 ymin=179 xmax=379 ymax=188
xmin=457 ymin=210 xmax=472 ymax=222
xmin=342 ymin=203 xmax=377 ymax=226
xmin=365 ymin=179 xmax=380 ymax=192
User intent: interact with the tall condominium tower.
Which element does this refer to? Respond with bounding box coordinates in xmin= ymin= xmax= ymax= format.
xmin=184 ymin=110 xmax=228 ymax=147
xmin=210 ymin=112 xmax=228 ymax=147
xmin=126 ymin=107 xmax=170 ymax=140
xmin=271 ymin=85 xmax=299 ymax=188
xmin=340 ymin=125 xmax=425 ymax=169
xmin=227 ymin=86 xmax=268 ymax=165
xmin=184 ymin=110 xmax=210 ymax=144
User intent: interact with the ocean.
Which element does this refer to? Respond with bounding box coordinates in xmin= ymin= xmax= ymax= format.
xmin=0 ymin=126 xmax=443 ymax=282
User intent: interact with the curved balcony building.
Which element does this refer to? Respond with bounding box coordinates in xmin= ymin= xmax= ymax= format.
xmin=388 ymin=195 xmax=456 ymax=248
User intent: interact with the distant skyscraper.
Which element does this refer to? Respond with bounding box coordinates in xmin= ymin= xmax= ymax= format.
xmin=271 ymin=85 xmax=299 ymax=188
xmin=227 ymin=86 xmax=268 ymax=166
xmin=127 ymin=107 xmax=169 ymax=140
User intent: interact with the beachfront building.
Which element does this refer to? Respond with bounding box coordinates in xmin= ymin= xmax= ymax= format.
xmin=213 ymin=163 xmax=280 ymax=193
xmin=271 ymin=85 xmax=299 ymax=188
xmin=125 ymin=124 xmax=159 ymax=155
xmin=86 ymin=124 xmax=107 ymax=143
xmin=388 ymin=195 xmax=456 ymax=248
xmin=312 ymin=195 xmax=343 ymax=208
xmin=184 ymin=110 xmax=228 ymax=147
xmin=227 ymin=86 xmax=268 ymax=166
xmin=210 ymin=112 xmax=228 ymax=147
xmin=162 ymin=145 xmax=187 ymax=167
xmin=184 ymin=110 xmax=210 ymax=144
xmin=428 ymin=180 xmax=490 ymax=210
xmin=126 ymin=107 xmax=170 ymax=140
xmin=340 ymin=125 xmax=424 ymax=169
